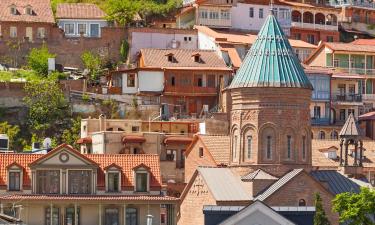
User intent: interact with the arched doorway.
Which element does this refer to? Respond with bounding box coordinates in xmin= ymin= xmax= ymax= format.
xmin=303 ymin=12 xmax=314 ymax=23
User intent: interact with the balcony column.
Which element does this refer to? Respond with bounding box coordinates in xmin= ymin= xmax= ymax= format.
xmin=313 ymin=13 xmax=316 ymax=29
xmin=339 ymin=139 xmax=344 ymax=166
xmin=123 ymin=204 xmax=127 ymax=225
xmin=365 ymin=54 xmax=367 ymax=75
xmin=98 ymin=204 xmax=102 ymax=225
xmin=354 ymin=141 xmax=358 ymax=166
xmin=301 ymin=9 xmax=304 ymax=27
xmin=75 ymin=203 xmax=78 ymax=225
xmin=344 ymin=139 xmax=349 ymax=166
xmin=349 ymin=54 xmax=352 ymax=74
xmin=50 ymin=204 xmax=53 ymax=225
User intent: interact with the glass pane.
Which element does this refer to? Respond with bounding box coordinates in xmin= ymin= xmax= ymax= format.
xmin=37 ymin=170 xmax=60 ymax=194
xmin=69 ymin=170 xmax=91 ymax=194
xmin=136 ymin=173 xmax=147 ymax=192
xmin=90 ymin=24 xmax=99 ymax=37
xmin=108 ymin=173 xmax=119 ymax=192
xmin=126 ymin=208 xmax=137 ymax=225
xmin=105 ymin=208 xmax=119 ymax=225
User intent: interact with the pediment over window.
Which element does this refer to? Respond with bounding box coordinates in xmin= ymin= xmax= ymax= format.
xmin=133 ymin=163 xmax=151 ymax=171
xmin=6 ymin=162 xmax=23 ymax=170
xmin=29 ymin=144 xmax=98 ymax=168
xmin=104 ymin=163 xmax=123 ymax=171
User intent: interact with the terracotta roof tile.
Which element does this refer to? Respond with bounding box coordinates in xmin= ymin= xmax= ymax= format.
xmin=56 ymin=3 xmax=106 ymax=19
xmin=325 ymin=42 xmax=375 ymax=53
xmin=140 ymin=49 xmax=230 ymax=70
xmin=164 ymin=136 xmax=193 ymax=145
xmin=0 ymin=0 xmax=54 ymax=23
xmin=221 ymin=47 xmax=242 ymax=68
xmin=199 ymin=135 xmax=230 ymax=164
xmin=0 ymin=146 xmax=162 ymax=189
xmin=351 ymin=39 xmax=375 ymax=45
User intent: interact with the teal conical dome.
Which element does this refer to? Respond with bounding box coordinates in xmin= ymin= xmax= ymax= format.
xmin=230 ymin=13 xmax=313 ymax=89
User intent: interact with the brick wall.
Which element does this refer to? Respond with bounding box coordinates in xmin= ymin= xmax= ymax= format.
xmin=290 ymin=27 xmax=340 ymax=44
xmin=264 ymin=172 xmax=339 ymax=224
xmin=0 ymin=22 xmax=126 ymax=68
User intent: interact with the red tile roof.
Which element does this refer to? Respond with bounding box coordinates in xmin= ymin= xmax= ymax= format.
xmin=56 ymin=3 xmax=106 ymax=19
xmin=0 ymin=144 xmax=162 ymax=189
xmin=0 ymin=0 xmax=54 ymax=23
xmin=122 ymin=135 xmax=146 ymax=143
xmin=76 ymin=136 xmax=92 ymax=144
xmin=0 ymin=194 xmax=178 ymax=202
xmin=351 ymin=39 xmax=375 ymax=45
xmin=164 ymin=136 xmax=193 ymax=145
xmin=325 ymin=42 xmax=375 ymax=53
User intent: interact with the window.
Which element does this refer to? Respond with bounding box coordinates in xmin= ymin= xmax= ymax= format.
xmin=65 ymin=207 xmax=80 ymax=225
xmin=249 ymin=7 xmax=254 ymax=18
xmin=167 ymin=55 xmax=174 ymax=62
xmin=126 ymin=208 xmax=138 ymax=225
xmin=107 ymin=172 xmax=120 ymax=192
xmin=10 ymin=27 xmax=17 ymax=38
xmin=78 ymin=24 xmax=87 ymax=35
xmin=197 ymin=78 xmax=203 ymax=87
xmin=220 ymin=10 xmax=230 ymax=20
xmin=184 ymin=37 xmax=188 ymax=41
xmin=209 ymin=11 xmax=219 ymax=19
xmin=340 ymin=109 xmax=346 ymax=121
xmin=200 ymin=10 xmax=208 ymax=19
xmin=90 ymin=24 xmax=100 ymax=37
xmin=247 ymin=136 xmax=252 ymax=159
xmin=45 ymin=207 xmax=60 ymax=225
xmin=278 ymin=8 xmax=290 ymax=20
xmin=64 ymin=24 xmax=75 ymax=35
xmin=331 ymin=131 xmax=338 ymax=140
xmin=8 ymin=171 xmax=21 ymax=191
xmin=105 ymin=208 xmax=119 ymax=225
xmin=287 ymin=135 xmax=292 ymax=159
xmin=349 ymin=84 xmax=355 ymax=95
xmin=233 ymin=135 xmax=238 ymax=160
xmin=302 ymin=136 xmax=306 ymax=160
xmin=338 ymin=84 xmax=346 ymax=95
xmin=10 ymin=6 xmax=17 ymax=15
xmin=294 ymin=33 xmax=301 ymax=40
xmin=266 ymin=136 xmax=272 ymax=159
xmin=199 ymin=147 xmax=204 ymax=157
xmin=348 ymin=108 xmax=355 ymax=116
xmin=259 ymin=8 xmax=264 ymax=18
xmin=68 ymin=170 xmax=92 ymax=194
xmin=319 ymin=131 xmax=325 ymax=140
xmin=135 ymin=171 xmax=148 ymax=192
xmin=298 ymin=199 xmax=306 ymax=206
xmin=307 ymin=34 xmax=315 ymax=44
xmin=171 ymin=76 xmax=176 ymax=86
xmin=194 ymin=55 xmax=201 ymax=62
xmin=188 ymin=37 xmax=192 ymax=41
xmin=37 ymin=27 xmax=46 ymax=39
xmin=326 ymin=36 xmax=334 ymax=42
xmin=37 ymin=170 xmax=60 ymax=194
xmin=166 ymin=150 xmax=176 ymax=161
xmin=127 ymin=74 xmax=135 ymax=87
xmin=25 ymin=7 xmax=32 ymax=15
xmin=314 ymin=106 xmax=321 ymax=118
xmin=131 ymin=126 xmax=139 ymax=132
xmin=333 ymin=59 xmax=339 ymax=67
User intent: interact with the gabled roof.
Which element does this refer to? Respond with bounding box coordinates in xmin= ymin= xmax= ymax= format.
xmin=0 ymin=0 xmax=54 ymax=23
xmin=351 ymin=39 xmax=375 ymax=45
xmin=229 ymin=13 xmax=313 ymax=89
xmin=241 ymin=169 xmax=278 ymax=181
xmin=198 ymin=167 xmax=252 ymax=201
xmin=56 ymin=3 xmax=107 ymax=20
xmin=139 ymin=49 xmax=232 ymax=71
xmin=339 ymin=113 xmax=361 ymax=137
xmin=255 ymin=169 xmax=304 ymax=201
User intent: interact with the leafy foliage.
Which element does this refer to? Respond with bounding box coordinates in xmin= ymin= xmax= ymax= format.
xmin=314 ymin=192 xmax=331 ymax=225
xmin=81 ymin=51 xmax=102 ymax=80
xmin=62 ymin=116 xmax=81 ymax=149
xmin=120 ymin=39 xmax=129 ymax=61
xmin=102 ymin=99 xmax=120 ymax=119
xmin=23 ymin=80 xmax=70 ymax=139
xmin=333 ymin=187 xmax=375 ymax=225
xmin=0 ymin=121 xmax=20 ymax=150
xmin=27 ymin=45 xmax=55 ymax=77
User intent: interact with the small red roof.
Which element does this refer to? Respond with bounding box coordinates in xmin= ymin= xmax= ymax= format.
xmin=76 ymin=136 xmax=92 ymax=144
xmin=122 ymin=135 xmax=146 ymax=144
xmin=351 ymin=39 xmax=375 ymax=45
xmin=164 ymin=136 xmax=193 ymax=145
xmin=56 ymin=3 xmax=106 ymax=19
xmin=0 ymin=0 xmax=54 ymax=23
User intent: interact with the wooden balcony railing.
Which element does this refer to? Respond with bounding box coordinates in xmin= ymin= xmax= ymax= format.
xmin=164 ymin=85 xmax=218 ymax=95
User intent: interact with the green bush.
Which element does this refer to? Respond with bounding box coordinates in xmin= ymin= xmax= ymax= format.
xmin=27 ymin=45 xmax=55 ymax=77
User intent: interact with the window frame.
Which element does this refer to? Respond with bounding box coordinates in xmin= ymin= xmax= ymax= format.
xmin=10 ymin=26 xmax=17 ymax=38
xmin=36 ymin=170 xmax=60 ymax=194
xmin=126 ymin=207 xmax=138 ymax=225
xmin=106 ymin=170 xmax=121 ymax=193
xmin=105 ymin=208 xmax=120 ymax=225
xmin=8 ymin=170 xmax=21 ymax=191
xmin=247 ymin=135 xmax=252 ymax=159
xmin=134 ymin=169 xmax=149 ymax=193
xmin=287 ymin=135 xmax=292 ymax=159
xmin=259 ymin=8 xmax=264 ymax=19
xmin=64 ymin=23 xmax=75 ymax=35
xmin=37 ymin=27 xmax=46 ymax=39
xmin=89 ymin=23 xmax=100 ymax=38
xmin=266 ymin=135 xmax=272 ymax=159
xmin=249 ymin=7 xmax=254 ymax=18
xmin=127 ymin=73 xmax=136 ymax=87
xmin=45 ymin=207 xmax=60 ymax=225
xmin=77 ymin=23 xmax=87 ymax=36
xmin=199 ymin=147 xmax=204 ymax=158
xmin=67 ymin=169 xmax=92 ymax=194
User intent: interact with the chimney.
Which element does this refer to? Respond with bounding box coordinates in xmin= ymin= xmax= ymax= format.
xmin=99 ymin=114 xmax=106 ymax=131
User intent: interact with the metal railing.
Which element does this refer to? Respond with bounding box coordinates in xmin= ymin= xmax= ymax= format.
xmin=291 ymin=22 xmax=338 ymax=31
xmin=335 ymin=67 xmax=375 ymax=76
xmin=332 ymin=93 xmax=362 ymax=102
xmin=311 ymin=117 xmax=330 ymax=125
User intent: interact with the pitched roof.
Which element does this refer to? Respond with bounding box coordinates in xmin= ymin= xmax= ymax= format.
xmin=56 ymin=3 xmax=106 ymax=19
xmin=0 ymin=145 xmax=162 ymax=188
xmin=241 ymin=169 xmax=278 ymax=181
xmin=221 ymin=47 xmax=242 ymax=68
xmin=0 ymin=0 xmax=54 ymax=23
xmin=351 ymin=39 xmax=375 ymax=45
xmin=255 ymin=169 xmax=304 ymax=201
xmin=229 ymin=14 xmax=313 ymax=89
xmin=325 ymin=42 xmax=375 ymax=53
xmin=339 ymin=113 xmax=361 ymax=137
xmin=359 ymin=111 xmax=375 ymax=120
xmin=140 ymin=49 xmax=231 ymax=71
xmin=198 ymin=167 xmax=252 ymax=201
xmin=197 ymin=135 xmax=231 ymax=164
xmin=310 ymin=170 xmax=362 ymax=195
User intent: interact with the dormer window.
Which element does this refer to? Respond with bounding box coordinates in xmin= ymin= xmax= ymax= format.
xmin=9 ymin=5 xmax=17 ymax=15
xmin=25 ymin=6 xmax=33 ymax=15
xmin=134 ymin=165 xmax=150 ymax=192
xmin=105 ymin=164 xmax=122 ymax=193
xmin=192 ymin=53 xmax=201 ymax=63
xmin=166 ymin=53 xmax=175 ymax=63
xmin=7 ymin=163 xmax=23 ymax=191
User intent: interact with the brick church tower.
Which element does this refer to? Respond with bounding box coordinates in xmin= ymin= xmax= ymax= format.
xmin=228 ymin=11 xmax=313 ymax=172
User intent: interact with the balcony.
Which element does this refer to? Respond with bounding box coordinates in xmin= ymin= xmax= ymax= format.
xmin=198 ymin=18 xmax=231 ymax=28
xmin=330 ymin=0 xmax=375 ymax=8
xmin=332 ymin=93 xmax=362 ymax=103
xmin=291 ymin=22 xmax=338 ymax=31
xmin=335 ymin=67 xmax=375 ymax=76
xmin=164 ymin=85 xmax=218 ymax=96
xmin=311 ymin=117 xmax=330 ymax=125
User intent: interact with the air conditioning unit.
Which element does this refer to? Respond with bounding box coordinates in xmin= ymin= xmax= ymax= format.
xmin=32 ymin=142 xmax=41 ymax=150
xmin=0 ymin=134 xmax=9 ymax=151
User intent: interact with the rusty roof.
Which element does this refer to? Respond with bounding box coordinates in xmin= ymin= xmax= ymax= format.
xmin=56 ymin=3 xmax=106 ymax=19
xmin=0 ymin=0 xmax=54 ymax=23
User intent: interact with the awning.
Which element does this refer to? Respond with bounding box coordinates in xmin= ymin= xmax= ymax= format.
xmin=164 ymin=136 xmax=193 ymax=145
xmin=332 ymin=74 xmax=365 ymax=79
xmin=122 ymin=135 xmax=146 ymax=144
xmin=76 ymin=137 xmax=92 ymax=144
xmin=359 ymin=111 xmax=375 ymax=121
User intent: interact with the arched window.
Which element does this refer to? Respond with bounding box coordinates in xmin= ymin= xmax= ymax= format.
xmin=242 ymin=125 xmax=256 ymax=162
xmin=299 ymin=199 xmax=306 ymax=206
xmin=232 ymin=128 xmax=239 ymax=162
xmin=302 ymin=135 xmax=306 ymax=160
xmin=287 ymin=135 xmax=292 ymax=159
xmin=330 ymin=131 xmax=338 ymax=140
xmin=319 ymin=131 xmax=325 ymax=140
xmin=261 ymin=126 xmax=276 ymax=161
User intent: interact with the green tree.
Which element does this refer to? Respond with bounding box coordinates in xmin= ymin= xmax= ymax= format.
xmin=62 ymin=116 xmax=81 ymax=149
xmin=120 ymin=39 xmax=129 ymax=61
xmin=0 ymin=121 xmax=20 ymax=150
xmin=333 ymin=187 xmax=375 ymax=225
xmin=23 ymin=80 xmax=70 ymax=139
xmin=314 ymin=192 xmax=331 ymax=225
xmin=27 ymin=45 xmax=55 ymax=76
xmin=81 ymin=51 xmax=102 ymax=80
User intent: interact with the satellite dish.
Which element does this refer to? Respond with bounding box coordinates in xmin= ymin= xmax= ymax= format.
xmin=43 ymin=138 xmax=52 ymax=149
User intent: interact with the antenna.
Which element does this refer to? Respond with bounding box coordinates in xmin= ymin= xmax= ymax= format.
xmin=270 ymin=0 xmax=274 ymax=14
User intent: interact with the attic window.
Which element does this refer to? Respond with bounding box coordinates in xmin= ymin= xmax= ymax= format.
xmin=9 ymin=6 xmax=17 ymax=15
xmin=25 ymin=6 xmax=32 ymax=15
xmin=166 ymin=53 xmax=175 ymax=63
xmin=192 ymin=53 xmax=201 ymax=63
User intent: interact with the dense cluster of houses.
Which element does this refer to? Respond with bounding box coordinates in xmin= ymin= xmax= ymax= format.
xmin=1 ymin=0 xmax=375 ymax=225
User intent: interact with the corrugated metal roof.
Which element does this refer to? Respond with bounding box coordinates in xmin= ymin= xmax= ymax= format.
xmin=198 ymin=167 xmax=252 ymax=201
xmin=241 ymin=169 xmax=278 ymax=181
xmin=339 ymin=113 xmax=361 ymax=137
xmin=203 ymin=205 xmax=316 ymax=212
xmin=229 ymin=14 xmax=313 ymax=89
xmin=255 ymin=169 xmax=304 ymax=201
xmin=310 ymin=170 xmax=362 ymax=195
